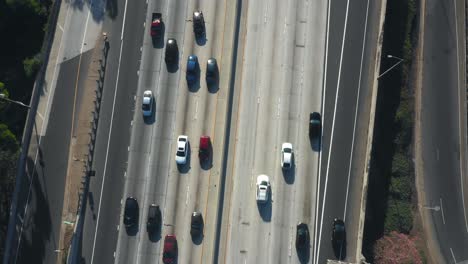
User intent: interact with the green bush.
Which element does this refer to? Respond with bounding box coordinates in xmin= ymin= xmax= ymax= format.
xmin=385 ymin=199 xmax=413 ymax=234
xmin=391 ymin=152 xmax=411 ymax=177
xmin=389 ymin=175 xmax=412 ymax=200
xmin=23 ymin=54 xmax=41 ymax=78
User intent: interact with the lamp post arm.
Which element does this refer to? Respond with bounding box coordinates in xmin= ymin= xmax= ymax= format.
xmin=378 ymin=59 xmax=404 ymax=79
xmin=0 ymin=96 xmax=30 ymax=108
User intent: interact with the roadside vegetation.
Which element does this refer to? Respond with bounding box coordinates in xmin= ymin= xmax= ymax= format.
xmin=362 ymin=0 xmax=427 ymax=263
xmin=0 ymin=0 xmax=51 ymax=259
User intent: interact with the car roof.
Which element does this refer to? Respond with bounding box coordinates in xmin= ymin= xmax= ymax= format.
xmin=256 ymin=174 xmax=269 ymax=184
xmin=199 ymin=136 xmax=210 ymax=148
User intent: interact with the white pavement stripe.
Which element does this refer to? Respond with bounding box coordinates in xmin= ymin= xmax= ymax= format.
xmin=440 ymin=198 xmax=446 ymax=225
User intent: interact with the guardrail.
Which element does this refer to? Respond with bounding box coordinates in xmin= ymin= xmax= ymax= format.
xmin=67 ymin=34 xmax=109 ymax=264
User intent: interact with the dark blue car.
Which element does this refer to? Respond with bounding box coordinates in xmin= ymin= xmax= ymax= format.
xmin=186 ymin=55 xmax=198 ymax=86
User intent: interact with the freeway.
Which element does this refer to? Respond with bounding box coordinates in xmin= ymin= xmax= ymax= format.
xmin=315 ymin=0 xmax=383 ymax=263
xmin=81 ymin=0 xmax=237 ymax=263
xmin=417 ymin=0 xmax=468 ymax=263
xmin=219 ymin=0 xmax=327 ymax=263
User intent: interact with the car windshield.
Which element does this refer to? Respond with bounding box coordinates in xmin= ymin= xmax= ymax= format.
xmin=142 ymin=102 xmax=150 ymax=111
xmin=284 ymin=147 xmax=292 ymax=153
xmin=176 ymin=150 xmax=185 ymax=157
xmin=163 ymin=251 xmax=173 ymax=258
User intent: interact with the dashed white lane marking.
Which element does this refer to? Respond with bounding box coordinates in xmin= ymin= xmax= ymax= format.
xmin=440 ymin=198 xmax=446 ymax=225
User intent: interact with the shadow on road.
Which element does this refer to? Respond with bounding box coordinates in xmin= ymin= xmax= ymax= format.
xmin=257 ymin=201 xmax=272 ymax=222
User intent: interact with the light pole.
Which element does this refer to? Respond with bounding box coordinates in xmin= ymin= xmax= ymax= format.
xmin=378 ymin=54 xmax=404 ymax=79
xmin=0 ymin=93 xmax=30 ymax=108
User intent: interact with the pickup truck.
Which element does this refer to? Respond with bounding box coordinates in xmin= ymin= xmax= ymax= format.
xmin=150 ymin=13 xmax=163 ymax=38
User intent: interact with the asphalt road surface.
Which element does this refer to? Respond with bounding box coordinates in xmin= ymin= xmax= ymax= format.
xmin=419 ymin=0 xmax=468 ymax=263
xmin=314 ymin=0 xmax=382 ymax=263
xmin=219 ymin=0 xmax=326 ymax=263
xmin=81 ymin=0 xmax=237 ymax=263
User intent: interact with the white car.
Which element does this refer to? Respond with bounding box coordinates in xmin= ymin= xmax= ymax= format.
xmin=256 ymin=174 xmax=270 ymax=203
xmin=281 ymin=142 xmax=293 ymax=169
xmin=142 ymin=90 xmax=153 ymax=117
xmin=175 ymin=135 xmax=188 ymax=164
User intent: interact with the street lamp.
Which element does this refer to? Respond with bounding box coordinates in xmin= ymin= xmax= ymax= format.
xmin=0 ymin=93 xmax=30 ymax=108
xmin=378 ymin=54 xmax=404 ymax=79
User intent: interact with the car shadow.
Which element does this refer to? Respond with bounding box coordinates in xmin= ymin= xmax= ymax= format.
xmin=177 ymin=143 xmax=191 ymax=173
xmin=151 ymin=24 xmax=165 ymax=49
xmin=200 ymin=145 xmax=213 ymax=170
xmin=207 ymin=80 xmax=219 ymax=93
xmin=257 ymin=201 xmax=272 ymax=222
xmin=148 ymin=228 xmax=162 ymax=242
xmin=282 ymin=155 xmax=295 ymax=184
xmin=191 ymin=232 xmax=204 ymax=245
xmin=125 ymin=221 xmax=139 ymax=236
xmin=310 ymin=135 xmax=322 ymax=152
xmin=188 ymin=69 xmax=201 ymax=93
xmin=297 ymin=246 xmax=310 ymax=263
xmin=332 ymin=240 xmax=347 ymax=260
xmin=143 ymin=99 xmax=156 ymax=124
xmin=166 ymin=62 xmax=179 ymax=73
xmin=195 ymin=34 xmax=207 ymax=46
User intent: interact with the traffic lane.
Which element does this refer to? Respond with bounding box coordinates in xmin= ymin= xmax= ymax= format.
xmin=80 ymin=0 xmax=127 ymax=260
xmin=316 ymin=0 xmax=370 ymax=262
xmin=343 ymin=0 xmax=382 ymax=261
xmin=84 ymin=0 xmax=147 ymax=263
xmin=421 ymin=0 xmax=468 ymax=262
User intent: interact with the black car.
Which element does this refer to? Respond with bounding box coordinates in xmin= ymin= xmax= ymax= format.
xmin=123 ymin=197 xmax=139 ymax=228
xmin=186 ymin=55 xmax=199 ymax=86
xmin=332 ymin=218 xmax=346 ymax=247
xmin=206 ymin=58 xmax=218 ymax=88
xmin=193 ymin=11 xmax=205 ymax=38
xmin=190 ymin=212 xmax=203 ymax=237
xmin=165 ymin=38 xmax=179 ymax=65
xmin=309 ymin=112 xmax=321 ymax=139
xmin=296 ymin=222 xmax=309 ymax=249
xmin=147 ymin=204 xmax=161 ymax=233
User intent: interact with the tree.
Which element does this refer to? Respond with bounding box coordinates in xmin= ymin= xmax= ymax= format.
xmin=374 ymin=231 xmax=423 ymax=264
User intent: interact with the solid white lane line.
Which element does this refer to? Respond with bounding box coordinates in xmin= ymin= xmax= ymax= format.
xmin=313 ymin=0 xmax=331 ymax=261
xmin=315 ymin=0 xmax=351 ymax=263
xmin=440 ymin=198 xmax=446 ymax=225
xmin=121 ymin=0 xmax=128 ymax=40
xmin=343 ymin=0 xmax=370 ymax=219
xmin=450 ymin=247 xmax=457 ymax=263
xmin=90 ymin=0 xmax=129 ymax=263
xmin=453 ymin=0 xmax=468 ymax=234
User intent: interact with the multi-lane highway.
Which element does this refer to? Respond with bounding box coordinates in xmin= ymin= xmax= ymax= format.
xmin=218 ymin=0 xmax=326 ymax=263
xmin=8 ymin=0 xmax=386 ymax=263
xmin=416 ymin=0 xmax=468 ymax=263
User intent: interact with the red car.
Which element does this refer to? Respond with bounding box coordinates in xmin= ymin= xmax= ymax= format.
xmin=162 ymin=235 xmax=177 ymax=263
xmin=198 ymin=136 xmax=211 ymax=163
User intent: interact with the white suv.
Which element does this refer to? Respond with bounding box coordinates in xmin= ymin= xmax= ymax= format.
xmin=175 ymin=135 xmax=188 ymax=164
xmin=281 ymin=142 xmax=293 ymax=169
xmin=256 ymin=175 xmax=270 ymax=203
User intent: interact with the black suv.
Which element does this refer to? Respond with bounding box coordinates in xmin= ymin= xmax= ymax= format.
xmin=190 ymin=212 xmax=203 ymax=237
xmin=165 ymin=38 xmax=178 ymax=65
xmin=309 ymin=112 xmax=321 ymax=139
xmin=332 ymin=218 xmax=346 ymax=254
xmin=147 ymin=204 xmax=161 ymax=234
xmin=296 ymin=222 xmax=309 ymax=249
xmin=206 ymin=58 xmax=218 ymax=89
xmin=193 ymin=11 xmax=205 ymax=39
xmin=123 ymin=197 xmax=139 ymax=228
